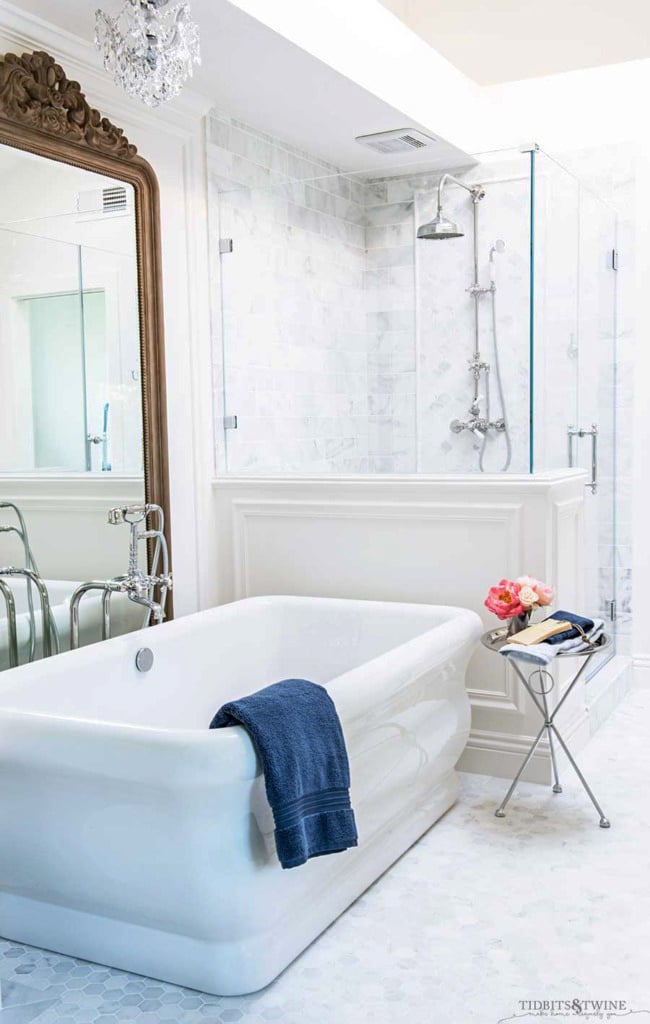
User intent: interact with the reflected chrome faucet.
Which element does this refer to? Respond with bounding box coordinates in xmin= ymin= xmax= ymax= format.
xmin=69 ymin=503 xmax=172 ymax=650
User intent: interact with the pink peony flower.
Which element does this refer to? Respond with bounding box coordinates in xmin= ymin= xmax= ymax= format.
xmin=535 ymin=582 xmax=554 ymax=607
xmin=484 ymin=579 xmax=524 ymax=620
xmin=516 ymin=575 xmax=554 ymax=607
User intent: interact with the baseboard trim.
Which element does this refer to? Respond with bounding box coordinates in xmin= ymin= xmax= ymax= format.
xmin=633 ymin=654 xmax=650 ymax=687
xmin=587 ymin=655 xmax=633 ymax=730
xmin=460 ymin=715 xmax=589 ymax=784
xmin=459 ymin=728 xmax=554 ymax=784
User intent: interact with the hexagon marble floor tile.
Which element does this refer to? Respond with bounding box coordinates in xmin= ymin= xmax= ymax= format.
xmin=2 ymin=688 xmax=649 ymax=1024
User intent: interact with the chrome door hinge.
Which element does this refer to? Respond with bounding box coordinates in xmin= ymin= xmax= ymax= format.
xmin=608 ymin=599 xmax=617 ymax=622
xmin=223 ymin=415 xmax=238 ymax=430
xmin=219 ymin=238 xmax=233 ymax=254
xmin=611 ymin=249 xmax=619 ymax=271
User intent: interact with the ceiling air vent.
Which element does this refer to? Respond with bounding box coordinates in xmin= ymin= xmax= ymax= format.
xmin=354 ymin=128 xmax=438 ymax=155
xmin=77 ymin=186 xmax=129 ymax=214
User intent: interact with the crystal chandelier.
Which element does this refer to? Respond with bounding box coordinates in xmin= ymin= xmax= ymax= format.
xmin=95 ymin=0 xmax=201 ymax=108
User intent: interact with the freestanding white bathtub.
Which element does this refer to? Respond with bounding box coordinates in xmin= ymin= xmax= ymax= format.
xmin=0 ymin=595 xmax=481 ymax=995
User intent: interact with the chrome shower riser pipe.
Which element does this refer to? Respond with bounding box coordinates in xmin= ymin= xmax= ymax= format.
xmin=472 ymin=199 xmax=481 ymax=401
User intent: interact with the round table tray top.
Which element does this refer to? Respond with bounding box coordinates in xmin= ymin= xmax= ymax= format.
xmin=481 ymin=627 xmax=611 ymax=657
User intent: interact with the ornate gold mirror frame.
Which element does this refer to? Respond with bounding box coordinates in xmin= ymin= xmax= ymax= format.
xmin=0 ymin=50 xmax=172 ymax=596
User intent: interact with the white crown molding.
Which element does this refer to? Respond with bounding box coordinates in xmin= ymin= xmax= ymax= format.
xmin=0 ymin=0 xmax=212 ymax=137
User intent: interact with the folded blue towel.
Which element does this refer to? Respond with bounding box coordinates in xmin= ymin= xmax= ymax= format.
xmin=543 ymin=610 xmax=595 ymax=644
xmin=210 ymin=679 xmax=358 ymax=869
xmin=500 ymin=610 xmax=604 ymax=667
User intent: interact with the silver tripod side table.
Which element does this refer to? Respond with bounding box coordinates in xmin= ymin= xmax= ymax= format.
xmin=481 ymin=629 xmax=612 ymax=828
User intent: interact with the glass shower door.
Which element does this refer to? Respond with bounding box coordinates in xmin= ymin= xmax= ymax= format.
xmin=532 ymin=150 xmax=618 ymax=672
xmin=572 ymin=191 xmax=617 ymax=662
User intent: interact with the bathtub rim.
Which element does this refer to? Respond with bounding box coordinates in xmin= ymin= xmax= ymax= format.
xmin=0 ymin=596 xmax=482 ymax=780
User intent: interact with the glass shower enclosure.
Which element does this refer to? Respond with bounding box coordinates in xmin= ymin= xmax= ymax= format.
xmin=0 ymin=226 xmax=142 ymax=476
xmin=212 ymin=144 xmax=621 ymax=658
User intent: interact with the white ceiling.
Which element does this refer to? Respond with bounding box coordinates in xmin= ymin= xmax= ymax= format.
xmin=11 ymin=0 xmax=472 ymax=173
xmin=379 ymin=0 xmax=650 ymax=84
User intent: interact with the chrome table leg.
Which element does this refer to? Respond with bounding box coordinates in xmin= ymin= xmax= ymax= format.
xmin=549 ymin=724 xmax=611 ymax=828
xmin=541 ymin=685 xmax=563 ymax=794
xmin=495 ymin=720 xmax=547 ymax=818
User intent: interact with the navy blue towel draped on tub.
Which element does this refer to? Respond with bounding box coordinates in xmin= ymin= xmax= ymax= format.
xmin=210 ymin=678 xmax=358 ymax=869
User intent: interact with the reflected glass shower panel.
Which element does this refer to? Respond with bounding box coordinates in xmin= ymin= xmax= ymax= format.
xmin=80 ymin=245 xmax=143 ymax=475
xmin=0 ymin=226 xmax=143 ymax=476
xmin=27 ymin=290 xmax=90 ymax=470
xmin=0 ymin=229 xmax=86 ymax=473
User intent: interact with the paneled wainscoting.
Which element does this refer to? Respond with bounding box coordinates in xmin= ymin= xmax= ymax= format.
xmin=213 ymin=471 xmax=630 ymax=781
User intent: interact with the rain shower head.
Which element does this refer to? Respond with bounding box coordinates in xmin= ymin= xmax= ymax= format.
xmin=417 ymin=212 xmax=463 ymax=240
xmin=417 ymin=172 xmax=485 ymax=241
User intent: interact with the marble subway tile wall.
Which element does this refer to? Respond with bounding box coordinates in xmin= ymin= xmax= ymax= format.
xmin=207 ymin=112 xmax=370 ymax=475
xmin=363 ymin=176 xmax=419 ymax=473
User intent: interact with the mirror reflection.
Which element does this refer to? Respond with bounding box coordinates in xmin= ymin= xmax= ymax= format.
xmin=0 ymin=146 xmax=152 ymax=669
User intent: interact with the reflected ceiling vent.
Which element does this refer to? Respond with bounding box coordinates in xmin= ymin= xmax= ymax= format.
xmin=354 ymin=128 xmax=438 ymax=155
xmin=77 ymin=186 xmax=129 ymax=214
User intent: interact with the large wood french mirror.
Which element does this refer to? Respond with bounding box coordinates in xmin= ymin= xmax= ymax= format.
xmin=0 ymin=50 xmax=171 ymax=671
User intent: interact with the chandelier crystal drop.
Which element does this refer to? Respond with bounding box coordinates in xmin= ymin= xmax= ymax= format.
xmin=95 ymin=0 xmax=201 ymax=108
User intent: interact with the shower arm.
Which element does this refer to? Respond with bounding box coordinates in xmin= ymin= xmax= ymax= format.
xmin=436 ymin=174 xmax=485 ymax=215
